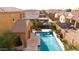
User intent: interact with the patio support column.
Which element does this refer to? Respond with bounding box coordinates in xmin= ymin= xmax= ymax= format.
xmin=70 ymin=19 xmax=72 ymax=23
xmin=20 ymin=33 xmax=27 ymax=49
xmin=74 ymin=21 xmax=77 ymax=28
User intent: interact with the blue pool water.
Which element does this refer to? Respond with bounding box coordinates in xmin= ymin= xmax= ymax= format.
xmin=35 ymin=32 xmax=62 ymax=51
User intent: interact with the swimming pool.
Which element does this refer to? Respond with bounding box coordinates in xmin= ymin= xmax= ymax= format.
xmin=35 ymin=32 xmax=63 ymax=51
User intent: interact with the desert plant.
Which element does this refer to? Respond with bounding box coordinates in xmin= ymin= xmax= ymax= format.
xmin=61 ymin=39 xmax=79 ymax=51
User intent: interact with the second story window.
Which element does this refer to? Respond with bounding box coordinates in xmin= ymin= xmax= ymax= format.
xmin=12 ymin=17 xmax=16 ymax=22
xmin=13 ymin=18 xmax=15 ymax=21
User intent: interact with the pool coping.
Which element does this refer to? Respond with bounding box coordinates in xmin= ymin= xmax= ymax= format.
xmin=53 ymin=32 xmax=65 ymax=51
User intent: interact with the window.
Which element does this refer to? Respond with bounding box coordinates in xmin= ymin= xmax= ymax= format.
xmin=12 ymin=17 xmax=16 ymax=22
xmin=13 ymin=18 xmax=15 ymax=21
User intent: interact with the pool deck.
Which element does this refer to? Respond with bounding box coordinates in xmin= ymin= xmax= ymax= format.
xmin=24 ymin=33 xmax=40 ymax=51
xmin=64 ymin=29 xmax=79 ymax=43
xmin=41 ymin=29 xmax=52 ymax=32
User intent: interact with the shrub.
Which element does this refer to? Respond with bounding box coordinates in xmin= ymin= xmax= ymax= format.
xmin=61 ymin=39 xmax=68 ymax=44
xmin=56 ymin=29 xmax=61 ymax=34
xmin=49 ymin=23 xmax=57 ymax=30
xmin=32 ymin=20 xmax=43 ymax=29
xmin=0 ymin=31 xmax=17 ymax=51
xmin=61 ymin=39 xmax=79 ymax=51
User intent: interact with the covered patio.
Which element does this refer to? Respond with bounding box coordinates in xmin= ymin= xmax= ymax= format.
xmin=11 ymin=19 xmax=32 ymax=50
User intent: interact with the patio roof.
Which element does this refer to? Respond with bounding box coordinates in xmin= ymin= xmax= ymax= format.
xmin=46 ymin=9 xmax=65 ymax=14
xmin=11 ymin=19 xmax=30 ymax=33
xmin=24 ymin=10 xmax=40 ymax=19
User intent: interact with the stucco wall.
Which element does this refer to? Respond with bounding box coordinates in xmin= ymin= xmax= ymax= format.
xmin=0 ymin=12 xmax=23 ymax=35
xmin=20 ymin=20 xmax=32 ymax=48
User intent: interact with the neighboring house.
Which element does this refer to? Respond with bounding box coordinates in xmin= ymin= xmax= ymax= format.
xmin=46 ymin=9 xmax=65 ymax=14
xmin=56 ymin=10 xmax=79 ymax=29
xmin=70 ymin=11 xmax=79 ymax=28
xmin=0 ymin=7 xmax=24 ymax=35
xmin=46 ymin=9 xmax=79 ymax=29
xmin=59 ymin=12 xmax=73 ymax=23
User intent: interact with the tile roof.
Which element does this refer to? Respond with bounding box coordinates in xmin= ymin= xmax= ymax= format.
xmin=0 ymin=7 xmax=23 ymax=12
xmin=11 ymin=19 xmax=30 ymax=32
xmin=62 ymin=11 xmax=79 ymax=22
xmin=46 ymin=9 xmax=65 ymax=14
xmin=46 ymin=9 xmax=79 ymax=22
xmin=62 ymin=12 xmax=72 ymax=19
xmin=24 ymin=10 xmax=40 ymax=19
xmin=71 ymin=12 xmax=79 ymax=22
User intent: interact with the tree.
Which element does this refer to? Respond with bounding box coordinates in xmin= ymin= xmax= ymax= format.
xmin=65 ymin=9 xmax=71 ymax=12
xmin=32 ymin=20 xmax=43 ymax=29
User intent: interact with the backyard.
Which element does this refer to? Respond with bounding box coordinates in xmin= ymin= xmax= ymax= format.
xmin=0 ymin=19 xmax=79 ymax=51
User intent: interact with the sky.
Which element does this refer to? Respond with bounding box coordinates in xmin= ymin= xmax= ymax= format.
xmin=0 ymin=0 xmax=79 ymax=10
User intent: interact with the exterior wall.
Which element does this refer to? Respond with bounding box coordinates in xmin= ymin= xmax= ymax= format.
xmin=20 ymin=33 xmax=28 ymax=48
xmin=23 ymin=20 xmax=32 ymax=48
xmin=0 ymin=12 xmax=24 ymax=35
xmin=59 ymin=15 xmax=65 ymax=23
xmin=55 ymin=13 xmax=58 ymax=18
xmin=15 ymin=20 xmax=32 ymax=48
xmin=71 ymin=20 xmax=75 ymax=25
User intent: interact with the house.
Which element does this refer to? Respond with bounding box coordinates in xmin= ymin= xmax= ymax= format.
xmin=70 ymin=11 xmax=79 ymax=29
xmin=11 ymin=19 xmax=32 ymax=49
xmin=0 ymin=7 xmax=24 ymax=35
xmin=59 ymin=12 xmax=73 ymax=23
xmin=55 ymin=10 xmax=79 ymax=29
xmin=0 ymin=7 xmax=33 ymax=50
xmin=46 ymin=9 xmax=65 ymax=21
